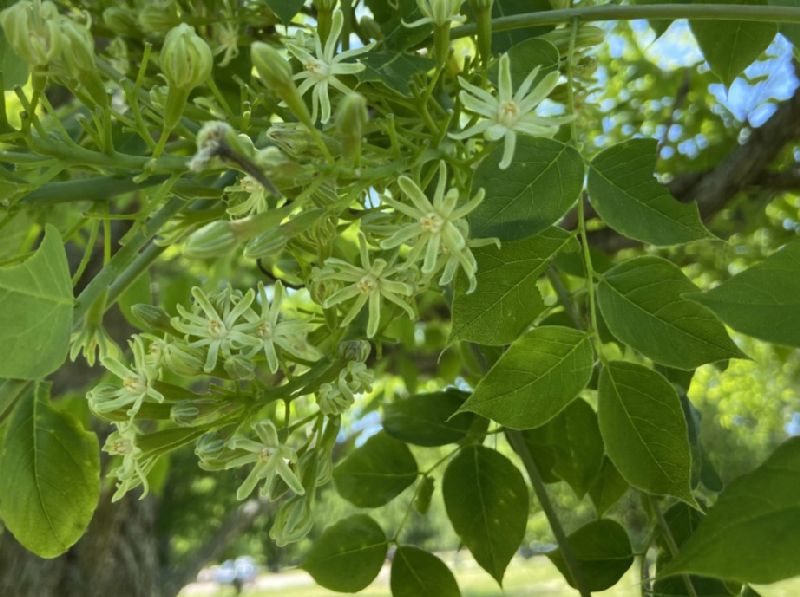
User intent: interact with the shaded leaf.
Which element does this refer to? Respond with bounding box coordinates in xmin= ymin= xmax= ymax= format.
xmin=333 ymin=431 xmax=418 ymax=507
xmin=391 ymin=546 xmax=460 ymax=597
xmin=0 ymin=225 xmax=73 ymax=379
xmin=685 ymin=241 xmax=800 ymax=348
xmin=356 ymin=51 xmax=434 ymax=96
xmin=383 ymin=390 xmax=473 ymax=447
xmin=598 ymin=361 xmax=696 ymax=504
xmin=587 ymin=139 xmax=711 ymax=246
xmin=470 ymin=138 xmax=584 ymax=241
xmin=598 ymin=256 xmax=744 ymax=370
xmin=547 ymin=519 xmax=634 ymax=591
xmin=450 ymin=228 xmax=574 ymax=345
xmin=0 ymin=382 xmax=99 ymax=558
xmin=264 ymin=0 xmax=305 ymax=23
xmin=302 ymin=514 xmax=388 ymax=592
xmin=442 ymin=446 xmax=528 ymax=584
xmin=459 ymin=326 xmax=594 ymax=429
xmin=588 ymin=458 xmax=629 ymax=517
xmin=661 ymin=437 xmax=800 ymax=584
xmin=489 ymin=0 xmax=553 ymax=52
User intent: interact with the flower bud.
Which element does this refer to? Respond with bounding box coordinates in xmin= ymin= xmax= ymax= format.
xmin=224 ymin=355 xmax=255 ymax=380
xmin=184 ymin=221 xmax=238 ymax=259
xmin=170 ymin=401 xmax=200 ymax=426
xmin=0 ymin=0 xmax=61 ymax=67
xmin=250 ymin=41 xmax=293 ymax=93
xmin=196 ymin=432 xmax=226 ymax=460
xmin=103 ymin=7 xmax=140 ymax=37
xmin=161 ymin=23 xmax=213 ymax=91
xmin=131 ymin=304 xmax=173 ymax=332
xmin=243 ymin=228 xmax=288 ymax=260
xmin=358 ymin=16 xmax=382 ymax=41
xmin=338 ymin=340 xmax=371 ymax=363
xmin=137 ymin=1 xmax=180 ymax=35
xmin=58 ymin=18 xmax=95 ymax=77
xmin=335 ymin=92 xmax=368 ymax=166
xmin=270 ymin=495 xmax=314 ymax=546
xmin=162 ymin=341 xmax=205 ymax=377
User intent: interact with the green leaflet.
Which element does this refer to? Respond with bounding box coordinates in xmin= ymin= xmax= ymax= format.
xmin=547 ymin=519 xmax=634 ymax=591
xmin=442 ymin=446 xmax=528 ymax=584
xmin=302 ymin=514 xmax=388 ymax=592
xmin=488 ymin=37 xmax=559 ymax=89
xmin=588 ymin=458 xmax=629 ymax=517
xmin=382 ymin=389 xmax=473 ymax=447
xmin=685 ymin=240 xmax=800 ymax=348
xmin=522 ymin=398 xmax=605 ymax=499
xmin=0 ymin=382 xmax=100 ymax=559
xmin=598 ymin=256 xmax=744 ymax=370
xmin=469 ymin=137 xmax=584 ymax=241
xmin=458 ymin=326 xmax=594 ymax=429
xmin=0 ymin=225 xmax=73 ymax=379
xmin=587 ymin=138 xmax=712 ymax=246
xmin=598 ymin=361 xmax=696 ymax=505
xmin=690 ymin=0 xmax=777 ymax=86
xmin=660 ymin=437 xmax=800 ymax=584
xmin=390 ymin=546 xmax=461 ymax=597
xmin=356 ymin=51 xmax=434 ymax=96
xmin=333 ymin=431 xmax=417 ymax=507
xmin=450 ymin=227 xmax=574 ymax=345
xmin=264 ymin=0 xmax=305 ymax=23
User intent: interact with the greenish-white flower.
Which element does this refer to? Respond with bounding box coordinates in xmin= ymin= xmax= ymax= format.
xmin=381 ymin=160 xmax=485 ymax=291
xmin=452 ymin=53 xmax=572 ymax=169
xmin=242 ymin=281 xmax=319 ymax=374
xmin=226 ymin=175 xmax=269 ymax=217
xmin=286 ymin=11 xmax=373 ymax=124
xmin=316 ymin=361 xmax=374 ymax=415
xmin=89 ymin=335 xmax=164 ymax=417
xmin=225 ymin=420 xmax=305 ymax=500
xmin=171 ymin=286 xmax=257 ymax=373
xmin=405 ymin=0 xmax=465 ymax=27
xmin=104 ymin=423 xmax=149 ymax=501
xmin=318 ymin=233 xmax=416 ymax=338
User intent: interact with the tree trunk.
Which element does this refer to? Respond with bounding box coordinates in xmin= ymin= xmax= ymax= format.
xmin=0 ymin=491 xmax=161 ymax=597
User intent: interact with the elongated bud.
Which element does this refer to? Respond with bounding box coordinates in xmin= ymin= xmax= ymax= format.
xmin=137 ymin=1 xmax=180 ymax=35
xmin=270 ymin=495 xmax=314 ymax=546
xmin=171 ymin=402 xmax=200 ymax=426
xmin=163 ymin=341 xmax=205 ymax=377
xmin=161 ymin=23 xmax=213 ymax=91
xmin=335 ymin=92 xmax=368 ymax=166
xmin=184 ymin=221 xmax=238 ymax=259
xmin=467 ymin=0 xmax=493 ymax=63
xmin=224 ymin=355 xmax=255 ymax=380
xmin=244 ymin=228 xmax=288 ymax=260
xmin=338 ymin=340 xmax=371 ymax=363
xmin=58 ymin=18 xmax=109 ymax=107
xmin=103 ymin=7 xmax=140 ymax=37
xmin=0 ymin=0 xmax=61 ymax=67
xmin=131 ymin=304 xmax=173 ymax=332
xmin=250 ymin=42 xmax=314 ymax=127
xmin=414 ymin=476 xmax=435 ymax=514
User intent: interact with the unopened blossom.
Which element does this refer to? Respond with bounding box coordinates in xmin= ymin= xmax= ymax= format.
xmin=405 ymin=0 xmax=465 ymax=27
xmin=225 ymin=420 xmax=305 ymax=500
xmin=381 ymin=161 xmax=485 ymax=290
xmin=316 ymin=361 xmax=374 ymax=415
xmin=89 ymin=335 xmax=164 ymax=417
xmin=286 ymin=10 xmax=373 ymax=124
xmin=318 ymin=233 xmax=416 ymax=338
xmin=452 ymin=52 xmax=573 ymax=169
xmin=242 ymin=281 xmax=319 ymax=374
xmin=171 ymin=286 xmax=256 ymax=373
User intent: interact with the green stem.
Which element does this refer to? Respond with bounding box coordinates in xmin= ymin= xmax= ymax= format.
xmin=452 ymin=4 xmax=800 ymax=38
xmin=648 ymin=496 xmax=699 ymax=597
xmin=505 ymin=430 xmax=591 ymax=597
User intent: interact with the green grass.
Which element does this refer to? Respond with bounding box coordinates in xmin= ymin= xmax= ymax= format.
xmin=182 ymin=554 xmax=800 ymax=597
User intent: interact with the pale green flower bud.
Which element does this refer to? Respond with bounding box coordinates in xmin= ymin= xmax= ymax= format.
xmin=335 ymin=92 xmax=368 ymax=166
xmin=184 ymin=221 xmax=237 ymax=259
xmin=103 ymin=7 xmax=140 ymax=37
xmin=338 ymin=340 xmax=371 ymax=363
xmin=162 ymin=341 xmax=205 ymax=377
xmin=250 ymin=41 xmax=293 ymax=93
xmin=0 ymin=0 xmax=61 ymax=67
xmin=137 ymin=1 xmax=180 ymax=35
xmin=224 ymin=355 xmax=255 ymax=380
xmin=58 ymin=18 xmax=95 ymax=77
xmin=243 ymin=228 xmax=288 ymax=260
xmin=270 ymin=495 xmax=315 ymax=546
xmin=170 ymin=401 xmax=200 ymax=426
xmin=161 ymin=23 xmax=213 ymax=91
xmin=131 ymin=304 xmax=173 ymax=333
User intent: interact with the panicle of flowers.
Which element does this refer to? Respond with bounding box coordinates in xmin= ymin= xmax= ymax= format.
xmin=314 ymin=233 xmax=416 ymax=338
xmin=316 ymin=361 xmax=374 ymax=415
xmin=451 ymin=52 xmax=573 ymax=169
xmin=381 ymin=160 xmax=488 ymax=293
xmin=285 ymin=10 xmax=374 ymax=124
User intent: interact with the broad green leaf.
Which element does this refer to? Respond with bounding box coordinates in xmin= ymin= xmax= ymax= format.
xmin=587 ymin=139 xmax=711 ymax=246
xmin=547 ymin=519 xmax=634 ymax=591
xmin=469 ymin=137 xmax=584 ymax=241
xmin=685 ymin=241 xmax=800 ymax=348
xmin=356 ymin=51 xmax=434 ymax=96
xmin=489 ymin=0 xmax=552 ymax=52
xmin=0 ymin=379 xmax=31 ymax=426
xmin=391 ymin=546 xmax=460 ymax=597
xmin=382 ymin=389 xmax=474 ymax=447
xmin=0 ymin=225 xmax=73 ymax=379
xmin=458 ymin=326 xmax=594 ymax=429
xmin=522 ymin=398 xmax=604 ymax=498
xmin=488 ymin=38 xmax=559 ymax=89
xmin=264 ymin=0 xmax=305 ymax=22
xmin=442 ymin=446 xmax=528 ymax=584
xmin=661 ymin=437 xmax=800 ymax=584
xmin=450 ymin=228 xmax=574 ymax=345
xmin=598 ymin=361 xmax=695 ymax=504
xmin=588 ymin=458 xmax=629 ymax=516
xmin=333 ymin=431 xmax=417 ymax=507
xmin=0 ymin=383 xmax=99 ymax=558
xmin=654 ymin=503 xmax=739 ymax=597
xmin=302 ymin=514 xmax=388 ymax=592
xmin=690 ymin=0 xmax=777 ymax=86
xmin=598 ymin=256 xmax=744 ymax=370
